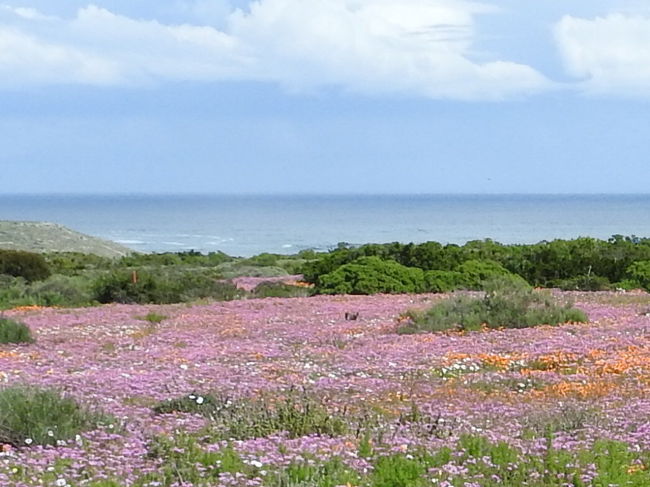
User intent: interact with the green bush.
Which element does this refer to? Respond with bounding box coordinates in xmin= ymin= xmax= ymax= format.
xmin=0 ymin=318 xmax=34 ymax=344
xmin=43 ymin=252 xmax=112 ymax=276
xmin=301 ymin=236 xmax=650 ymax=290
xmin=0 ymin=274 xmax=93 ymax=309
xmin=93 ymin=270 xmax=161 ymax=304
xmin=317 ymin=257 xmax=425 ymax=295
xmin=92 ymin=270 xmax=242 ymax=304
xmin=455 ymin=259 xmax=515 ymax=289
xmin=0 ymin=386 xmax=115 ymax=447
xmin=423 ymin=270 xmax=466 ymax=293
xmin=399 ymin=276 xmax=588 ymax=334
xmin=252 ymin=281 xmax=313 ymax=299
xmin=118 ymin=250 xmax=232 ymax=268
xmin=240 ymin=253 xmax=280 ymax=267
xmin=138 ymin=312 xmax=167 ymax=324
xmin=215 ymin=262 xmax=289 ymax=279
xmin=552 ymin=274 xmax=612 ymax=291
xmin=0 ymin=250 xmax=51 ymax=282
xmin=614 ymin=279 xmax=644 ymax=291
xmin=152 ymin=393 xmax=221 ymax=416
xmin=626 ymin=260 xmax=650 ymax=291
xmin=0 ymin=275 xmax=29 ymax=309
xmin=28 ymin=274 xmax=93 ymax=306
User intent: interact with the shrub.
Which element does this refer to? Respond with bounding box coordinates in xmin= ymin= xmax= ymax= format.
xmin=43 ymin=252 xmax=112 ymax=275
xmin=455 ymin=259 xmax=516 ymax=289
xmin=240 ymin=253 xmax=280 ymax=267
xmin=118 ymin=250 xmax=232 ymax=268
xmin=176 ymin=275 xmax=242 ymax=302
xmin=93 ymin=270 xmax=242 ymax=304
xmin=399 ymin=276 xmax=588 ymax=334
xmin=28 ymin=274 xmax=93 ymax=307
xmin=251 ymin=281 xmax=313 ymax=299
xmin=93 ymin=270 xmax=162 ymax=304
xmin=0 ymin=250 xmax=51 ymax=282
xmin=138 ymin=312 xmax=167 ymax=324
xmin=423 ymin=270 xmax=466 ymax=293
xmin=626 ymin=260 xmax=650 ymax=291
xmin=152 ymin=389 xmax=348 ymax=440
xmin=216 ymin=262 xmax=289 ymax=279
xmin=552 ymin=274 xmax=612 ymax=291
xmin=0 ymin=275 xmax=29 ymax=309
xmin=0 ymin=385 xmax=115 ymax=447
xmin=317 ymin=257 xmax=425 ymax=295
xmin=0 ymin=318 xmax=34 ymax=344
xmin=614 ymin=279 xmax=644 ymax=291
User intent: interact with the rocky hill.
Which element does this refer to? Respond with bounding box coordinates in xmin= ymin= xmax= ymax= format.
xmin=0 ymin=221 xmax=134 ymax=258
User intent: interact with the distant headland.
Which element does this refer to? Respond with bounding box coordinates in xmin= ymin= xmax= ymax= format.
xmin=0 ymin=221 xmax=133 ymax=258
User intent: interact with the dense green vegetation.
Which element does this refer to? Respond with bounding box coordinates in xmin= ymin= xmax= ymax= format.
xmin=0 ymin=250 xmax=308 ymax=309
xmin=1 ymin=236 xmax=649 ymax=308
xmin=0 ymin=249 xmax=51 ymax=282
xmin=399 ymin=276 xmax=588 ymax=334
xmin=303 ymin=236 xmax=650 ymax=294
xmin=318 ymin=257 xmax=426 ymax=294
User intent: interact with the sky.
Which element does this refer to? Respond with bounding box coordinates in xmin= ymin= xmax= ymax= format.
xmin=1 ymin=0 xmax=649 ymax=194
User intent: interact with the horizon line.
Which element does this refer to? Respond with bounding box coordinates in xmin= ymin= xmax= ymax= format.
xmin=2 ymin=191 xmax=650 ymax=198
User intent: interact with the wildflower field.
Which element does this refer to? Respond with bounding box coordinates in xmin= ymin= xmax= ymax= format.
xmin=1 ymin=289 xmax=650 ymax=487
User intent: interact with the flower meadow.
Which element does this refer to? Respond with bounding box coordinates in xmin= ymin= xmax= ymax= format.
xmin=1 ymin=290 xmax=650 ymax=487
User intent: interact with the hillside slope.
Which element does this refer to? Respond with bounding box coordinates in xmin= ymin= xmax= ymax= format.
xmin=0 ymin=221 xmax=133 ymax=258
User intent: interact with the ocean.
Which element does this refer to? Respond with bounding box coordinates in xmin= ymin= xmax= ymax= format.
xmin=1 ymin=194 xmax=650 ymax=257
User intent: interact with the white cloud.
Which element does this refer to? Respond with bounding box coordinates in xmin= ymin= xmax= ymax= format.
xmin=0 ymin=1 xmax=550 ymax=98
xmin=555 ymin=13 xmax=650 ymax=96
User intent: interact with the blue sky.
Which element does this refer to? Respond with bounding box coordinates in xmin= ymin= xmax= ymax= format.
xmin=1 ymin=0 xmax=649 ymax=194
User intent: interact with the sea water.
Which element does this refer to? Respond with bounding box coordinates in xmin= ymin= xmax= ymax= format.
xmin=1 ymin=194 xmax=649 ymax=257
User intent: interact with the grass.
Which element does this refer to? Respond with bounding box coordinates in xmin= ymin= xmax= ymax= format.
xmin=0 ymin=385 xmax=116 ymax=447
xmin=152 ymin=388 xmax=349 ymax=441
xmin=0 ymin=317 xmax=34 ymax=344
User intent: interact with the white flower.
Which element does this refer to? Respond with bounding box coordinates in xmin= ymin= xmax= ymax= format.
xmin=196 ymin=396 xmax=204 ymax=405
xmin=55 ymin=478 xmax=67 ymax=487
xmin=250 ymin=460 xmax=263 ymax=468
xmin=24 ymin=438 xmax=33 ymax=445
xmin=188 ymin=394 xmax=196 ymax=400
xmin=75 ymin=435 xmax=83 ymax=446
xmin=47 ymin=430 xmax=55 ymax=437
xmin=180 ymin=364 xmax=189 ymax=370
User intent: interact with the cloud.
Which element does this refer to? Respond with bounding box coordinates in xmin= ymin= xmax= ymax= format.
xmin=555 ymin=13 xmax=650 ymax=96
xmin=0 ymin=1 xmax=550 ymax=99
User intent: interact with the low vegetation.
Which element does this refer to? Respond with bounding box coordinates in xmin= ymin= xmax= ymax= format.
xmin=399 ymin=276 xmax=588 ymax=334
xmin=1 ymin=236 xmax=650 ymax=308
xmin=111 ymin=431 xmax=650 ymax=487
xmin=0 ymin=386 xmax=115 ymax=447
xmin=153 ymin=389 xmax=348 ymax=441
xmin=0 ymin=317 xmax=34 ymax=344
